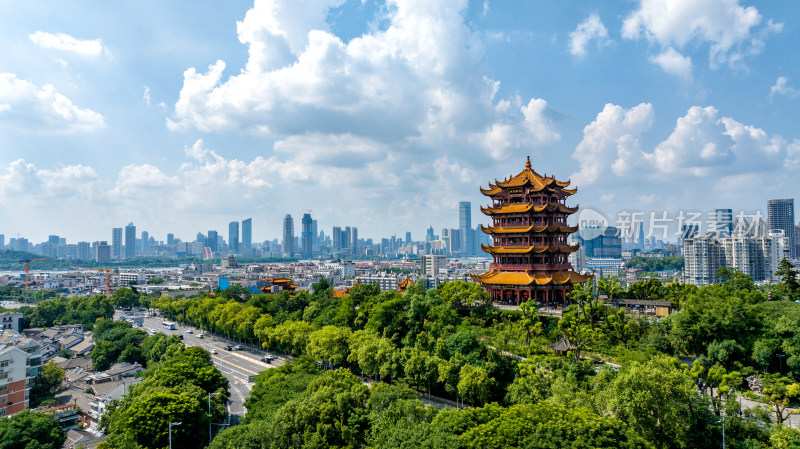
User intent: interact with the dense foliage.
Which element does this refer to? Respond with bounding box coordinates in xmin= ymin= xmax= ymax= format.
xmin=100 ymin=341 xmax=229 ymax=449
xmin=626 ymin=256 xmax=685 ymax=272
xmin=0 ymin=410 xmax=66 ymax=449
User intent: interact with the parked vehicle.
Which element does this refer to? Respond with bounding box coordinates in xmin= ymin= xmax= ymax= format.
xmin=234 ymin=345 xmax=242 ymax=350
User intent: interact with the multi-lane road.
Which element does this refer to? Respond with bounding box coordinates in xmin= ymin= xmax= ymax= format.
xmin=117 ymin=312 xmax=286 ymax=419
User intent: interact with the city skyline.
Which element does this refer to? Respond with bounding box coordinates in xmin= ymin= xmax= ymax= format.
xmin=1 ymin=1 xmax=799 ymax=241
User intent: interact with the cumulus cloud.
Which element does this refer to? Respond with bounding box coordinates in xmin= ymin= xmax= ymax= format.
xmin=569 ymin=14 xmax=612 ymax=57
xmin=28 ymin=31 xmax=107 ymax=57
xmin=770 ymin=76 xmax=799 ymax=98
xmin=0 ymin=160 xmax=99 ymax=202
xmin=0 ymin=73 xmax=105 ymax=132
xmin=649 ymin=47 xmax=692 ymax=79
xmin=168 ymin=0 xmax=559 ymax=166
xmin=573 ymin=103 xmax=794 ymax=186
xmin=622 ymin=0 xmax=781 ymax=75
xmin=571 ymin=102 xmax=655 ymax=185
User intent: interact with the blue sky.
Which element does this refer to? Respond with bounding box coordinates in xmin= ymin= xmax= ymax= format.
xmin=0 ymin=0 xmax=798 ymax=244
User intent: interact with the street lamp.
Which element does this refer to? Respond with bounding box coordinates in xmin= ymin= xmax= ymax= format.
xmin=208 ymin=392 xmax=220 ymax=444
xmin=778 ymin=353 xmax=786 ymax=373
xmin=169 ymin=422 xmax=182 ymax=449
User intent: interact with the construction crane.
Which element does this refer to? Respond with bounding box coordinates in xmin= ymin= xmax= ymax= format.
xmin=96 ymin=268 xmax=118 ymax=296
xmin=18 ymin=258 xmax=49 ymax=293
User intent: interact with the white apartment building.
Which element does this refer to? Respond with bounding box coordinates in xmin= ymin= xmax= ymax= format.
xmin=421 ymin=255 xmax=447 ymax=276
xmin=0 ymin=330 xmax=43 ymax=416
xmin=684 ymin=231 xmax=790 ymax=286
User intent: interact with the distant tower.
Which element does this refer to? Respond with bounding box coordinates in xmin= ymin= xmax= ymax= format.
xmin=125 ymin=223 xmax=136 ymax=258
xmin=283 ymin=214 xmax=295 ymax=257
xmin=714 ymin=208 xmax=733 ymax=237
xmin=112 ymin=227 xmax=123 ymax=259
xmin=301 ymin=213 xmax=313 ymax=258
xmin=141 ymin=231 xmax=150 ymax=256
xmin=459 ymin=201 xmax=473 ymax=256
xmin=207 ymin=230 xmax=218 ymax=252
xmin=229 ymin=221 xmax=240 ymax=254
xmin=167 ymin=233 xmax=175 ymax=246
xmin=405 ymin=232 xmax=412 ymax=243
xmin=426 ymin=226 xmax=434 ymax=242
xmin=636 ymin=221 xmax=645 ymax=250
xmin=242 ymin=218 xmax=252 ymax=250
xmin=767 ymin=199 xmax=796 ymax=258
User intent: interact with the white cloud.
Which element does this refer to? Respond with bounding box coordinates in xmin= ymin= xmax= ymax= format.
xmin=0 ymin=73 xmax=105 ymax=132
xmin=28 ymin=31 xmax=107 ymax=57
xmin=622 ymin=0 xmax=780 ymax=75
xmin=770 ymin=76 xmax=799 ymax=98
xmin=649 ymin=47 xmax=692 ymax=79
xmin=0 ymin=160 xmax=99 ymax=202
xmin=574 ymin=103 xmax=794 ymax=185
xmin=168 ymin=0 xmax=559 ymax=167
xmin=571 ymin=102 xmax=655 ymax=185
xmin=569 ymin=14 xmax=612 ymax=57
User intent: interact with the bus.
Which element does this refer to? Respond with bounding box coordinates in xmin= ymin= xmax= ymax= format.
xmin=162 ymin=321 xmax=177 ymax=330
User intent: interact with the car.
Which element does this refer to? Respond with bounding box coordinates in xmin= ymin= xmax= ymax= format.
xmin=234 ymin=345 xmax=242 ymax=350
xmin=178 ymin=335 xmax=184 ymax=340
xmin=197 ymin=334 xmax=204 ymax=339
xmin=150 ymin=329 xmax=157 ymax=334
xmin=210 ymin=349 xmax=218 ymax=354
xmin=260 ymin=355 xmax=274 ymax=363
xmin=185 ymin=329 xmax=193 ymax=334
xmin=224 ymin=345 xmax=233 ymax=351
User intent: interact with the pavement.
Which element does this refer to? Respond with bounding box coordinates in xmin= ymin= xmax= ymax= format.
xmin=116 ymin=311 xmax=286 ymax=418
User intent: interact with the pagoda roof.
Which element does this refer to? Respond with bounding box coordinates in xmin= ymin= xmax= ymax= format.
xmin=480 ymin=224 xmax=579 ymax=234
xmin=480 ymin=203 xmax=579 ymax=215
xmin=481 ymin=244 xmax=580 ymax=254
xmin=470 ymin=270 xmax=593 ymax=286
xmin=397 ymin=276 xmax=414 ymax=292
xmin=480 ymin=156 xmax=574 ymax=195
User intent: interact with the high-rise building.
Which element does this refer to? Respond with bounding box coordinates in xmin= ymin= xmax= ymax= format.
xmin=229 ymin=221 xmax=240 ymax=254
xmin=242 ymin=218 xmax=252 ymax=250
xmin=426 ymin=226 xmax=434 ymax=242
xmin=767 ymin=199 xmax=797 ymax=258
xmin=577 ymin=227 xmax=622 ymax=258
xmin=167 ymin=233 xmax=175 ymax=246
xmin=421 ymin=254 xmax=447 ymax=276
xmin=405 ymin=232 xmax=412 ymax=243
xmin=96 ymin=241 xmax=111 ymax=263
xmin=77 ymin=241 xmax=91 ymax=260
xmin=635 ymin=221 xmax=645 ymax=249
xmin=311 ymin=220 xmax=319 ymax=251
xmin=350 ymin=227 xmax=358 ymax=255
xmin=207 ymin=230 xmax=218 ymax=252
xmin=459 ymin=201 xmax=473 ymax=256
xmin=48 ymin=235 xmax=59 ymax=245
xmin=333 ymin=226 xmax=343 ymax=251
xmin=112 ymin=227 xmax=123 ymax=259
xmin=283 ymin=214 xmax=295 ymax=257
xmin=301 ymin=213 xmax=313 ymax=258
xmin=685 ymin=232 xmax=790 ymax=285
xmin=124 ymin=223 xmax=136 ymax=258
xmin=714 ymin=208 xmax=733 ymax=237
xmin=0 ymin=234 xmax=4 ymax=248
xmin=141 ymin=231 xmax=149 ymax=256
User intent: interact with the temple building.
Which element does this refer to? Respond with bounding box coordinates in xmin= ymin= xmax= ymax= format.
xmin=471 ymin=157 xmax=591 ymax=305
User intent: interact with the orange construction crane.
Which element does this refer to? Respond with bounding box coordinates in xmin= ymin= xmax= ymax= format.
xmin=18 ymin=258 xmax=49 ymax=293
xmin=96 ymin=267 xmax=118 ymax=296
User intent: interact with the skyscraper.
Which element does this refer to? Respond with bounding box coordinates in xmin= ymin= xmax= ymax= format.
xmin=207 ymin=230 xmax=218 ymax=252
xmin=301 ymin=213 xmax=313 ymax=258
xmin=77 ymin=241 xmax=90 ymax=260
xmin=311 ymin=219 xmax=319 ymax=251
xmin=405 ymin=232 xmax=412 ymax=243
xmin=241 ymin=218 xmax=252 ymax=250
xmin=714 ymin=208 xmax=733 ymax=237
xmin=167 ymin=233 xmax=175 ymax=246
xmin=333 ymin=226 xmax=342 ymax=251
xmin=459 ymin=201 xmax=474 ymax=256
xmin=767 ymin=199 xmax=797 ymax=258
xmin=350 ymin=227 xmax=358 ymax=255
xmin=283 ymin=214 xmax=295 ymax=257
xmin=141 ymin=231 xmax=149 ymax=256
xmin=125 ymin=223 xmax=136 ymax=259
xmin=96 ymin=241 xmax=111 ymax=263
xmin=112 ymin=227 xmax=123 ymax=259
xmin=229 ymin=221 xmax=240 ymax=254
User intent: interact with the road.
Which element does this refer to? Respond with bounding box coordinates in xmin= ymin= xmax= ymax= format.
xmin=116 ymin=311 xmax=286 ymax=419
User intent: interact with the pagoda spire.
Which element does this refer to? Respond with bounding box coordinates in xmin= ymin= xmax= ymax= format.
xmin=525 ymin=155 xmax=531 ymax=171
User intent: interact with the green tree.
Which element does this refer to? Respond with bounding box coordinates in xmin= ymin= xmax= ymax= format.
xmin=146 ymin=277 xmax=165 ymax=285
xmin=459 ymin=403 xmax=651 ymax=449
xmin=111 ymin=287 xmax=140 ymax=308
xmin=519 ymin=299 xmax=542 ymax=352
xmin=306 ymin=325 xmax=351 ymax=367
xmin=558 ymin=305 xmax=603 ymax=361
xmin=775 ymin=258 xmax=799 ymax=300
xmin=30 ymin=361 xmax=65 ymax=405
xmin=761 ymin=374 xmax=800 ymax=425
xmin=606 ymin=355 xmax=711 ymax=449
xmin=0 ymin=410 xmax=66 ymax=449
xmin=456 ymin=365 xmax=493 ymax=406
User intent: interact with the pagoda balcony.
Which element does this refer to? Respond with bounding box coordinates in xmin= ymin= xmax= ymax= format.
xmin=489 ymin=263 xmax=573 ymax=271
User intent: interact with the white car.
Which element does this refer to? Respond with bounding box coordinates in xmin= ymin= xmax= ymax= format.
xmin=186 ymin=329 xmax=193 ymax=334
xmin=150 ymin=329 xmax=157 ymax=334
xmin=210 ymin=349 xmax=218 ymax=354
